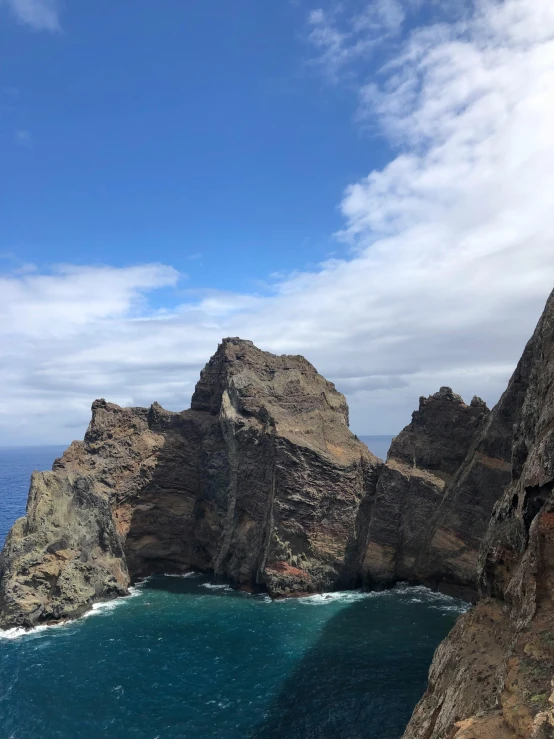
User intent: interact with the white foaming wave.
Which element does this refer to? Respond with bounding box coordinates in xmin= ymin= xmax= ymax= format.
xmin=0 ymin=620 xmax=69 ymax=641
xmin=200 ymin=583 xmax=231 ymax=591
xmin=0 ymin=588 xmax=145 ymax=640
xmin=81 ymin=591 xmax=140 ymax=619
xmin=163 ymin=571 xmax=199 ymax=579
xmin=292 ymin=590 xmax=372 ymax=606
xmin=273 ymin=588 xmax=405 ymax=606
xmin=271 ymin=584 xmax=469 ymax=613
xmin=429 ymin=603 xmax=469 ymax=614
xmin=391 ymin=584 xmax=469 ymax=614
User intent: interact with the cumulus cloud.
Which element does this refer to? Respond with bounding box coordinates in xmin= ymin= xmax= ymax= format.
xmin=1 ymin=0 xmax=61 ymax=31
xmin=2 ymin=0 xmax=554 ymax=446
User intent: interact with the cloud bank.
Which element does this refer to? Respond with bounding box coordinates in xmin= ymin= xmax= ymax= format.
xmin=1 ymin=0 xmax=60 ymax=31
xmin=2 ymin=0 xmax=554 ymax=445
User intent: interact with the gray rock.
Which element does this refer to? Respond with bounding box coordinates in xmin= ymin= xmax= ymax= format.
xmin=403 ymin=288 xmax=554 ymax=739
xmin=0 ymin=338 xmax=382 ymax=628
xmin=362 ymin=387 xmax=490 ymax=598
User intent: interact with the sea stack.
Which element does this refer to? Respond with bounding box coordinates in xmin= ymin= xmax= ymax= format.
xmin=362 ymin=387 xmax=490 ymax=599
xmin=0 ymin=338 xmax=382 ymax=628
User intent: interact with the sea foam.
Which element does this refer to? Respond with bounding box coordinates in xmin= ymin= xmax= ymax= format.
xmin=0 ymin=586 xmax=144 ymax=640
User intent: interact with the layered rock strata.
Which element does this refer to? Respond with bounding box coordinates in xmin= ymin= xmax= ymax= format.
xmin=362 ymin=387 xmax=490 ymax=599
xmin=404 ymin=288 xmax=554 ymax=739
xmin=0 ymin=339 xmax=382 ymax=628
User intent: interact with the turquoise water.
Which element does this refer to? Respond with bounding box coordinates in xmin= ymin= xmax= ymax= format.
xmin=0 ymin=441 xmax=465 ymax=739
xmin=1 ymin=577 xmax=464 ymax=739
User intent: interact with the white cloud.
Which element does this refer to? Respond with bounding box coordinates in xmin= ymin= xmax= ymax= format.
xmin=307 ymin=0 xmax=422 ymax=78
xmin=1 ymin=0 xmax=554 ymax=446
xmin=1 ymin=0 xmax=60 ymax=31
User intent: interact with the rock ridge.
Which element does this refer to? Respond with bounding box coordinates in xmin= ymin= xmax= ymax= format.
xmin=362 ymin=385 xmax=490 ymax=599
xmin=4 ymin=292 xmax=554 ymax=739
xmin=0 ymin=333 xmax=511 ymax=631
xmin=403 ymin=287 xmax=554 ymax=739
xmin=0 ymin=338 xmax=381 ymax=628
xmin=5 ymin=290 xmax=553 ymax=739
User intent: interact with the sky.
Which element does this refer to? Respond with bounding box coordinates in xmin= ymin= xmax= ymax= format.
xmin=1 ymin=0 xmax=554 ymax=445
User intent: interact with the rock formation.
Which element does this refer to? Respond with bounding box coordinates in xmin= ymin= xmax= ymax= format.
xmin=362 ymin=387 xmax=490 ymax=599
xmin=5 ymin=288 xmax=554 ymax=739
xmin=0 ymin=338 xmax=382 ymax=629
xmin=0 ymin=330 xmax=518 ymax=632
xmin=403 ymin=288 xmax=554 ymax=739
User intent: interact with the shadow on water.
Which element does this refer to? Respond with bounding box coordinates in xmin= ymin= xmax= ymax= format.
xmin=248 ymin=594 xmax=453 ymax=739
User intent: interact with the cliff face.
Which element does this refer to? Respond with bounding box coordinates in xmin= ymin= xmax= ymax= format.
xmin=403 ymin=288 xmax=554 ymax=739
xmin=5 ymin=296 xmax=554 ymax=736
xmin=362 ymin=387 xmax=490 ymax=599
xmin=0 ymin=338 xmax=381 ymax=629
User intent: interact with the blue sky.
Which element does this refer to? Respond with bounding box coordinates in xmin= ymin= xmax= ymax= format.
xmin=1 ymin=0 xmax=554 ymax=444
xmin=1 ymin=1 xmax=392 ymax=292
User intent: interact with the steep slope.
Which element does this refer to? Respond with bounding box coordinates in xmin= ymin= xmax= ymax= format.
xmin=403 ymin=288 xmax=554 ymax=739
xmin=0 ymin=338 xmax=381 ymax=629
xmin=362 ymin=387 xmax=489 ymax=599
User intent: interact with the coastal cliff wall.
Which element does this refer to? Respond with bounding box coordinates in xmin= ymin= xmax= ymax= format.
xmin=4 ymin=291 xmax=554 ymax=739
xmin=0 ymin=329 xmax=521 ymax=632
xmin=5 ymin=288 xmax=554 ymax=739
xmin=403 ymin=288 xmax=554 ymax=739
xmin=362 ymin=387 xmax=490 ymax=600
xmin=0 ymin=339 xmax=382 ymax=628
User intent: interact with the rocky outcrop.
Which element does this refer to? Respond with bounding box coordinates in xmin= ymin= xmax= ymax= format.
xmin=0 ymin=338 xmax=382 ymax=629
xmin=388 ymin=387 xmax=489 ymax=481
xmin=5 ymin=290 xmax=554 ymax=737
xmin=362 ymin=387 xmax=490 ymax=599
xmin=0 ymin=472 xmax=129 ymax=628
xmin=403 ymin=288 xmax=554 ymax=739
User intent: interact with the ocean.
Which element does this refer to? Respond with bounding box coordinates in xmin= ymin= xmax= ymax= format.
xmin=0 ymin=439 xmax=465 ymax=739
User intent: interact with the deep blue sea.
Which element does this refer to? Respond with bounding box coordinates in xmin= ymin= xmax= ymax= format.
xmin=0 ymin=439 xmax=466 ymax=739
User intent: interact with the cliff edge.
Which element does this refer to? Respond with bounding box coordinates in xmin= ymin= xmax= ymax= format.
xmin=403 ymin=288 xmax=554 ymax=739
xmin=0 ymin=338 xmax=382 ymax=628
xmin=362 ymin=387 xmax=490 ymax=599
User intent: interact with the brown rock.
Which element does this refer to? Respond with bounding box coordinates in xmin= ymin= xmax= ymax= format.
xmin=362 ymin=387 xmax=489 ymax=598
xmin=0 ymin=338 xmax=381 ymax=629
xmin=403 ymin=288 xmax=554 ymax=739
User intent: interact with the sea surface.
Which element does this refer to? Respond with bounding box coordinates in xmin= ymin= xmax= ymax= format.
xmin=0 ymin=440 xmax=466 ymax=739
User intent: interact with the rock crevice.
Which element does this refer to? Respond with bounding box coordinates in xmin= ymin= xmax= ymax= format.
xmin=4 ymin=289 xmax=554 ymax=739
xmin=403 ymin=288 xmax=554 ymax=739
xmin=0 ymin=338 xmax=381 ymax=628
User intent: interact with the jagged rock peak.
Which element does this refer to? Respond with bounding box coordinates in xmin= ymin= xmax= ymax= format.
xmin=403 ymin=287 xmax=554 ymax=738
xmin=191 ymin=337 xmax=350 ymax=434
xmin=427 ymin=386 xmax=464 ymax=404
xmin=470 ymin=395 xmax=487 ymax=408
xmin=389 ymin=387 xmax=489 ymax=480
xmin=0 ymin=338 xmax=381 ymax=629
xmin=361 ymin=385 xmax=490 ymax=594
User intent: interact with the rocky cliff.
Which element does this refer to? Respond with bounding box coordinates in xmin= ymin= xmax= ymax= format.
xmin=403 ymin=288 xmax=554 ymax=739
xmin=0 ymin=338 xmax=382 ymax=629
xmin=362 ymin=387 xmax=490 ymax=599
xmin=4 ymin=294 xmax=554 ymax=737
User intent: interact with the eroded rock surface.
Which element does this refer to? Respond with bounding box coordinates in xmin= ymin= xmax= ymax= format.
xmin=403 ymin=288 xmax=554 ymax=739
xmin=362 ymin=387 xmax=489 ymax=598
xmin=0 ymin=338 xmax=381 ymax=628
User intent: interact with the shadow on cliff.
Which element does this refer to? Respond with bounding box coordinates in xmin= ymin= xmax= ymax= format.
xmin=248 ymin=594 xmax=453 ymax=739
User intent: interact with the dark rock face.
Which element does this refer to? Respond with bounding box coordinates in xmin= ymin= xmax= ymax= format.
xmin=403 ymin=288 xmax=554 ymax=739
xmin=0 ymin=471 xmax=129 ymax=628
xmin=413 ymin=377 xmax=526 ymax=597
xmin=0 ymin=338 xmax=381 ymax=629
xmin=389 ymin=387 xmax=489 ymax=481
xmin=362 ymin=388 xmax=490 ymax=597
